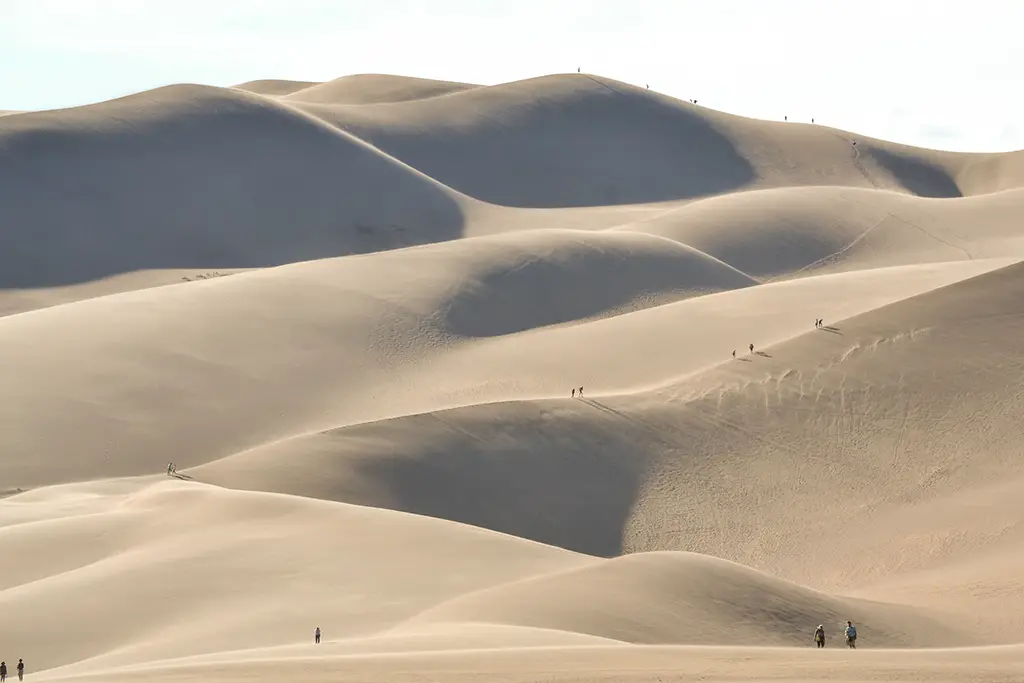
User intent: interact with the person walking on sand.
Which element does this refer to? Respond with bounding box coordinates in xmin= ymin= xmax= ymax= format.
xmin=2 ymin=660 xmax=8 ymax=682
xmin=315 ymin=627 xmax=321 ymax=644
xmin=571 ymin=388 xmax=575 ymax=398
xmin=814 ymin=624 xmax=826 ymax=648
xmin=749 ymin=343 xmax=754 ymax=354
xmin=844 ymin=621 xmax=857 ymax=648
xmin=578 ymin=386 xmax=584 ymax=397
xmin=15 ymin=660 xmax=22 ymax=682
xmin=732 ymin=349 xmax=736 ymax=358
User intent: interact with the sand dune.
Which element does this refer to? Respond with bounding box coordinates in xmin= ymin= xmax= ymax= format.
xmin=0 ymin=84 xmax=468 ymax=288
xmin=294 ymin=74 xmax=1024 ymax=206
xmin=406 ymin=551 xmax=969 ymax=647
xmin=232 ymin=78 xmax=321 ymax=95
xmin=282 ymin=74 xmax=478 ymax=104
xmin=3 ymin=71 xmax=1024 ymax=683
xmin=615 ymin=186 xmax=1024 ymax=279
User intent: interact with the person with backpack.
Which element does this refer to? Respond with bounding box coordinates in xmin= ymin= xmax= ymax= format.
xmin=813 ymin=624 xmax=826 ymax=648
xmin=844 ymin=621 xmax=857 ymax=648
xmin=15 ymin=660 xmax=22 ymax=681
xmin=2 ymin=660 xmax=7 ymax=682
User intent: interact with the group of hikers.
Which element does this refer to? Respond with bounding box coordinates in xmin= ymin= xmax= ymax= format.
xmin=814 ymin=621 xmax=858 ymax=648
xmin=0 ymin=659 xmax=25 ymax=681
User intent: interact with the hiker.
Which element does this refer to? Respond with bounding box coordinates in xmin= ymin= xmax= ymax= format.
xmin=579 ymin=386 xmax=584 ymax=397
xmin=732 ymin=349 xmax=736 ymax=358
xmin=784 ymin=115 xmax=787 ymax=121
xmin=167 ymin=462 xmax=175 ymax=476
xmin=315 ymin=627 xmax=321 ymax=644
xmin=2 ymin=660 xmax=8 ymax=682
xmin=15 ymin=660 xmax=21 ymax=682
xmin=749 ymin=343 xmax=754 ymax=353
xmin=572 ymin=388 xmax=576 ymax=398
xmin=844 ymin=621 xmax=857 ymax=648
xmin=814 ymin=624 xmax=826 ymax=648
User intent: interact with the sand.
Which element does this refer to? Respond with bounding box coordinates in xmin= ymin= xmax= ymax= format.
xmin=2 ymin=73 xmax=1024 ymax=683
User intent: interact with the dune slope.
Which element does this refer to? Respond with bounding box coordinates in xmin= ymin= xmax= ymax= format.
xmin=0 ymin=84 xmax=467 ymax=287
xmin=283 ymin=74 xmax=478 ymax=104
xmin=3 ymin=70 xmax=1024 ymax=683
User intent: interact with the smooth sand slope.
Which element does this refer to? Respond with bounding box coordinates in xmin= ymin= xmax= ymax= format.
xmin=3 ymin=73 xmax=1024 ymax=683
xmin=280 ymin=74 xmax=478 ymax=104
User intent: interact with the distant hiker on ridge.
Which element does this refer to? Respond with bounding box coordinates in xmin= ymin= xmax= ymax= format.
xmin=814 ymin=624 xmax=826 ymax=648
xmin=579 ymin=386 xmax=584 ymax=397
xmin=749 ymin=343 xmax=754 ymax=354
xmin=571 ymin=388 xmax=576 ymax=398
xmin=15 ymin=661 xmax=20 ymax=682
xmin=2 ymin=660 xmax=8 ymax=682
xmin=732 ymin=349 xmax=736 ymax=358
xmin=315 ymin=627 xmax=321 ymax=644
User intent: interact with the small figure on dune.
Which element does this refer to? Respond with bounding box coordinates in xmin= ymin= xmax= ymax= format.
xmin=749 ymin=343 xmax=754 ymax=354
xmin=167 ymin=462 xmax=175 ymax=476
xmin=15 ymin=661 xmax=20 ymax=682
xmin=315 ymin=627 xmax=321 ymax=644
xmin=646 ymin=84 xmax=649 ymax=89
xmin=2 ymin=660 xmax=8 ymax=682
xmin=844 ymin=621 xmax=857 ymax=648
xmin=577 ymin=67 xmax=581 ymax=73
xmin=814 ymin=624 xmax=826 ymax=648
xmin=571 ymin=388 xmax=576 ymax=398
xmin=812 ymin=117 xmax=815 ymax=123
xmin=784 ymin=115 xmax=788 ymax=121
xmin=579 ymin=386 xmax=584 ymax=397
xmin=732 ymin=349 xmax=736 ymax=358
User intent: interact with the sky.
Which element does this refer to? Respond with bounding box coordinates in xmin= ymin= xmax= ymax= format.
xmin=1 ymin=0 xmax=1021 ymax=152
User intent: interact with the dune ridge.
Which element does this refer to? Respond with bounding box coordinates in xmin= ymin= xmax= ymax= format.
xmin=2 ymin=71 xmax=1024 ymax=683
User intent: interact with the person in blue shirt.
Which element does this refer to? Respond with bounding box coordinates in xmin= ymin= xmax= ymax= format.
xmin=844 ymin=621 xmax=858 ymax=648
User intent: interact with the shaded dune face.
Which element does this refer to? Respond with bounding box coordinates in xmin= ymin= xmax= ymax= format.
xmin=0 ymin=84 xmax=466 ymax=288
xmin=321 ymin=76 xmax=758 ymax=207
xmin=4 ymin=72 xmax=1024 ymax=681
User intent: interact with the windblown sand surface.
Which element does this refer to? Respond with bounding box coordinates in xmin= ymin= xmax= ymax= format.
xmin=3 ymin=73 xmax=1024 ymax=682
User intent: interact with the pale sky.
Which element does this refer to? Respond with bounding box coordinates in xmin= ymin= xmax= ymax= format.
xmin=2 ymin=0 xmax=1021 ymax=152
